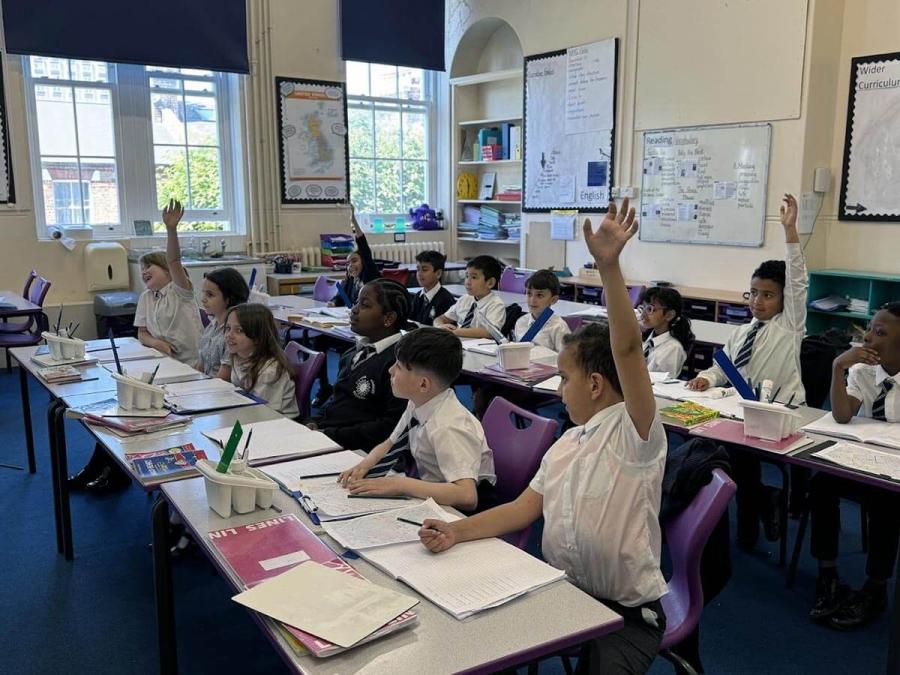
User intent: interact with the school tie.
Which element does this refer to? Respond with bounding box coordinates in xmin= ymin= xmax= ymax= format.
xmin=351 ymin=344 xmax=376 ymax=369
xmin=733 ymin=321 xmax=765 ymax=369
xmin=365 ymin=417 xmax=420 ymax=478
xmin=643 ymin=338 xmax=654 ymax=359
xmin=460 ymin=303 xmax=477 ymax=328
xmin=872 ymin=379 xmax=894 ymax=421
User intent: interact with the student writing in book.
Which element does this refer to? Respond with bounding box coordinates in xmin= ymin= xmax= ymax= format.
xmin=220 ymin=303 xmax=299 ymax=418
xmin=687 ymin=193 xmax=806 ymax=551
xmin=419 ymin=200 xmax=668 ymax=674
xmin=337 ymin=328 xmax=495 ymax=511
xmin=433 ymin=255 xmax=505 ymax=339
xmin=513 ymin=269 xmax=571 ymax=351
xmin=409 ymin=250 xmax=455 ymax=326
xmin=306 ymin=278 xmax=408 ymax=452
xmin=808 ymin=302 xmax=900 ymax=630
xmin=197 ymin=268 xmax=249 ymax=376
xmin=639 ymin=286 xmax=694 ymax=378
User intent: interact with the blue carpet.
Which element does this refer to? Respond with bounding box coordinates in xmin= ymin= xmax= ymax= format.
xmin=0 ymin=363 xmax=891 ymax=674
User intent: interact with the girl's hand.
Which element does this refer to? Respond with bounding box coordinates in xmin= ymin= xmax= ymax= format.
xmin=156 ymin=340 xmax=177 ymax=356
xmin=162 ymin=199 xmax=184 ymax=231
xmin=780 ymin=193 xmax=798 ymax=230
xmin=419 ymin=519 xmax=456 ymax=553
xmin=583 ymin=198 xmax=639 ymax=269
xmin=834 ymin=346 xmax=880 ymax=370
xmin=349 ymin=203 xmax=361 ymax=237
xmin=686 ymin=376 xmax=710 ymax=391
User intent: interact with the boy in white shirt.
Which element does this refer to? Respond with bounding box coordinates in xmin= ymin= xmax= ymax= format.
xmin=513 ymin=269 xmax=571 ymax=352
xmin=419 ymin=200 xmax=668 ymax=673
xmin=434 ymin=255 xmax=505 ymax=339
xmin=339 ymin=327 xmax=495 ymax=511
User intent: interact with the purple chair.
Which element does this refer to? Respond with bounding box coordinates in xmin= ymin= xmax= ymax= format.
xmin=482 ymin=396 xmax=557 ymax=549
xmin=313 ymin=275 xmax=338 ymax=302
xmin=499 ymin=267 xmax=531 ymax=294
xmin=284 ymin=341 xmax=326 ymax=420
xmin=600 ymin=284 xmax=646 ymax=308
xmin=0 ymin=270 xmax=38 ymax=334
xmin=1 ymin=275 xmax=52 ymax=372
xmin=562 ymin=315 xmax=584 ymax=333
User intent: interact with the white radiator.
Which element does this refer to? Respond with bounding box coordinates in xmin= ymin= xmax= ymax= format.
xmin=295 ymin=241 xmax=445 ymax=268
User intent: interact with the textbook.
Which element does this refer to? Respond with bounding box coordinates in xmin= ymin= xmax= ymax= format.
xmin=802 ymin=413 xmax=900 ymax=451
xmin=482 ymin=361 xmax=558 ymax=385
xmin=129 ymin=443 xmax=207 ymax=479
xmin=36 ymin=365 xmax=84 ymax=384
xmin=659 ymin=400 xmax=720 ymax=426
xmin=203 ymin=418 xmax=341 ymax=462
xmin=209 ymin=514 xmax=418 ymax=657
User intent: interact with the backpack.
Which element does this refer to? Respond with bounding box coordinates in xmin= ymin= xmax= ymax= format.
xmin=501 ymin=303 xmax=526 ymax=339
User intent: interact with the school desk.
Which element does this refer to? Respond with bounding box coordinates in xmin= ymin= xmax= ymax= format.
xmin=0 ymin=288 xmax=48 ymax=326
xmin=266 ymin=262 xmax=469 ymax=295
xmin=153 ymin=476 xmax=624 ymax=675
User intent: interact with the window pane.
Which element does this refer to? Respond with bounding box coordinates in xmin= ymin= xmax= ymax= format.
xmin=402 ymin=110 xmax=426 ymax=159
xmin=375 ymin=160 xmax=401 ymax=213
xmin=350 ymin=159 xmax=376 ymax=214
xmin=42 ymin=161 xmax=82 ymax=224
xmin=398 ymin=67 xmax=425 ymax=100
xmin=146 ymin=66 xmax=180 ymax=73
xmin=150 ymin=77 xmax=183 ymax=91
xmin=374 ymin=107 xmax=401 ymax=158
xmin=346 ymin=61 xmax=369 ymax=96
xmin=31 ymin=56 xmax=69 ymax=80
xmin=71 ymin=60 xmax=110 ymax=83
xmin=83 ymin=158 xmax=119 ymax=223
xmin=151 ymin=93 xmax=186 ymax=145
xmin=370 ymin=64 xmax=397 ymax=98
xmin=348 ymin=106 xmax=374 ymax=157
xmin=402 ymin=161 xmax=426 ymax=211
xmin=155 ymin=146 xmax=188 ymax=208
xmin=154 ymin=220 xmax=229 ymax=233
xmin=180 ymin=68 xmax=214 ymax=78
xmin=36 ymin=87 xmax=77 ymax=155
xmin=187 ymin=147 xmax=222 ymax=209
xmin=185 ymin=96 xmax=218 ymax=145
xmin=75 ymin=90 xmax=115 ymax=156
xmin=185 ymin=79 xmax=215 ymax=93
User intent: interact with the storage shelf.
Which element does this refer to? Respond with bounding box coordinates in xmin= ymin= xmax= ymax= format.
xmin=457 ymin=237 xmax=520 ymax=245
xmin=458 ymin=159 xmax=521 ymax=166
xmin=807 ymin=308 xmax=872 ymax=320
xmin=458 ymin=116 xmax=523 ymax=127
xmin=450 ymin=68 xmax=522 ymax=87
xmin=458 ymin=199 xmax=522 ymax=205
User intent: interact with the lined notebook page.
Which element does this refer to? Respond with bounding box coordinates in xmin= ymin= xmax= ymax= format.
xmin=101 ymin=357 xmax=204 ymax=384
xmin=813 ymin=441 xmax=900 ymax=480
xmin=259 ymin=451 xmax=363 ymax=492
xmin=163 ymin=379 xmax=238 ymax=396
xmin=298 ymin=477 xmax=422 ymax=520
xmin=322 ymin=499 xmax=457 ymax=550
xmin=202 ymin=418 xmax=341 ymax=461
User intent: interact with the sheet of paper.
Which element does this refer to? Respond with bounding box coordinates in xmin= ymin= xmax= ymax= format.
xmin=165 ymin=391 xmax=256 ymax=413
xmin=259 ymin=451 xmax=364 ymax=492
xmin=549 ymin=210 xmax=576 ymax=240
xmin=534 ymin=375 xmax=562 ymax=393
xmin=652 ymin=380 xmax=732 ymax=401
xmin=91 ymin=343 xmax=164 ymax=363
xmin=299 ymin=476 xmax=422 ymax=520
xmin=101 ymin=357 xmax=204 ymax=384
xmin=163 ymin=379 xmax=238 ymax=396
xmin=803 ymin=414 xmax=900 ymax=450
xmin=232 ymin=561 xmax=417 ymax=648
xmin=648 ymin=371 xmax=671 ymax=383
xmin=202 ymin=418 xmax=341 ymax=461
xmin=813 ymin=442 xmax=900 ymax=480
xmin=322 ymin=499 xmax=458 ymax=550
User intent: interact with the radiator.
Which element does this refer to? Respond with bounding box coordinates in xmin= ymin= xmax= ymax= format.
xmin=295 ymin=241 xmax=445 ymax=269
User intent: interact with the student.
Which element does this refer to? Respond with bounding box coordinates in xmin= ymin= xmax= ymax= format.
xmin=513 ymin=269 xmax=571 ymax=351
xmin=331 ymin=204 xmax=380 ymax=308
xmin=419 ymin=200 xmax=668 ymax=673
xmin=639 ymin=286 xmax=694 ymax=377
xmin=220 ymin=303 xmax=299 ymax=418
xmin=306 ymin=278 xmax=409 ymax=452
xmin=197 ymin=268 xmax=250 ymax=376
xmin=409 ymin=250 xmax=455 ymax=325
xmin=808 ymin=302 xmax=900 ymax=630
xmin=337 ymin=328 xmax=495 ymax=511
xmin=434 ymin=255 xmax=505 ymax=339
xmin=687 ymin=193 xmax=806 ymax=550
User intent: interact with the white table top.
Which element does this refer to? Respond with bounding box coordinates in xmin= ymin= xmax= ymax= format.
xmin=11 ymin=344 xmax=119 ymax=397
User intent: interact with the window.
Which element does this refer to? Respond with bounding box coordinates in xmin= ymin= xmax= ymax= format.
xmin=345 ymin=61 xmax=434 ymax=220
xmin=23 ymin=56 xmax=245 ymax=237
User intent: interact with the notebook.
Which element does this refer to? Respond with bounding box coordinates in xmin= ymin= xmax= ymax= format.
xmin=692 ymin=418 xmax=815 ymax=455
xmin=296 ymin=476 xmax=422 ymax=521
xmin=812 ymin=441 xmax=900 ymax=480
xmin=533 ymin=375 xmax=562 ymax=393
xmin=162 ymin=378 xmax=238 ymax=396
xmin=802 ymin=413 xmax=900 ymax=450
xmin=202 ymin=418 xmax=342 ymax=462
xmin=101 ymin=357 xmax=204 ymax=384
xmin=259 ymin=451 xmax=363 ymax=494
xmin=322 ymin=499 xmax=455 ymax=550
xmin=164 ymin=390 xmax=258 ymax=414
xmin=90 ymin=343 xmax=164 ymax=363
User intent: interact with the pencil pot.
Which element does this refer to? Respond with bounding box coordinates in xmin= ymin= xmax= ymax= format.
xmin=739 ymin=401 xmax=802 ymax=441
xmin=195 ymin=460 xmax=277 ymax=518
xmin=42 ymin=332 xmax=86 ymax=361
xmin=112 ymin=373 xmax=165 ymax=410
xmin=498 ymin=342 xmax=533 ymax=371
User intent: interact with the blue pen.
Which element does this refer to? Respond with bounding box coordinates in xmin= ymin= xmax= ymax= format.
xmin=248 ymin=267 xmax=258 ymax=289
xmin=335 ymin=282 xmax=353 ymax=307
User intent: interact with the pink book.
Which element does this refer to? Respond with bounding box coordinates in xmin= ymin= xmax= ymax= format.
xmin=692 ymin=418 xmax=814 ymax=455
xmin=483 ymin=361 xmax=558 ymax=385
xmin=208 ymin=514 xmax=417 ymax=657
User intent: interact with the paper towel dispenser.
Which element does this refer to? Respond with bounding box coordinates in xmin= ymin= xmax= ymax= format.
xmin=84 ymin=242 xmax=129 ymax=291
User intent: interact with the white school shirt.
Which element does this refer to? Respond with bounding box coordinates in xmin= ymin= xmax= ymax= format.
xmin=134 ymin=282 xmax=203 ymax=368
xmin=529 ymin=402 xmax=668 ymax=607
xmin=443 ymin=291 xmax=506 ymax=332
xmin=225 ymin=354 xmax=299 ymax=418
xmin=847 ymin=364 xmax=900 ymax=422
xmin=389 ymin=388 xmax=496 ymax=485
xmin=697 ymin=242 xmax=808 ymax=404
xmin=420 ymin=282 xmax=442 ymax=304
xmin=643 ymin=331 xmax=686 ymax=378
xmin=513 ymin=313 xmax=570 ymax=352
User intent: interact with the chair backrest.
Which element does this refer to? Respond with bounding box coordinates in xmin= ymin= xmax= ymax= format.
xmin=313 ymin=275 xmax=338 ymax=302
xmin=380 ymin=268 xmax=409 ymax=285
xmin=22 ymin=270 xmax=37 ymax=299
xmin=600 ymin=284 xmax=646 ymax=308
xmin=562 ymin=315 xmax=583 ymax=333
xmin=660 ymin=468 xmax=736 ymax=649
xmin=499 ymin=267 xmax=531 ymax=294
xmin=23 ymin=276 xmax=52 ymax=333
xmin=284 ymin=341 xmax=326 ymax=419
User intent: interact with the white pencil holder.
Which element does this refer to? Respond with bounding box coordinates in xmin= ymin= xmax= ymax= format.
xmin=739 ymin=400 xmax=802 ymax=441
xmin=41 ymin=331 xmax=86 ymax=361
xmin=195 ymin=459 xmax=277 ymax=518
xmin=112 ymin=372 xmax=166 ymax=410
xmin=498 ymin=342 xmax=533 ymax=371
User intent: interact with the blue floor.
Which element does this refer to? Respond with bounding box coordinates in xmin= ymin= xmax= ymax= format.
xmin=0 ymin=363 xmax=892 ymax=674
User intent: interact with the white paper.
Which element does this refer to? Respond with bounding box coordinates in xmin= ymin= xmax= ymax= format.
xmin=802 ymin=414 xmax=900 ymax=450
xmin=298 ymin=476 xmax=422 ymax=520
xmin=565 ymin=41 xmax=615 ymax=134
xmin=555 ymin=177 xmax=576 ymax=205
xmin=713 ymin=181 xmax=737 ymax=200
xmin=813 ymin=442 xmax=900 ymax=480
xmin=462 ymin=341 xmax=557 ymax=361
xmin=232 ymin=561 xmax=417 ymax=648
xmin=322 ymin=499 xmax=457 ymax=550
xmin=165 ymin=391 xmax=256 ymax=413
xmin=259 ymin=550 xmax=311 ymax=571
xmin=259 ymin=451 xmax=364 ymax=493
xmin=534 ymin=375 xmax=562 ymax=393
xmin=101 ymin=357 xmax=204 ymax=384
xmin=91 ymin=343 xmax=164 ymax=363
xmin=649 ymin=371 xmax=671 ymax=383
xmin=550 ymin=211 xmax=576 ymax=240
xmin=163 ymin=379 xmax=238 ymax=396
xmin=202 ymin=418 xmax=342 ymax=461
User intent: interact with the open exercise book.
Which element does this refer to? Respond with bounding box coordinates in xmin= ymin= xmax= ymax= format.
xmin=294 ymin=476 xmax=424 ymax=522
xmin=323 ymin=498 xmax=452 ymax=550
xmin=652 ymin=380 xmax=747 ymax=420
xmin=802 ymin=413 xmax=900 ymax=451
xmin=209 ymin=514 xmax=418 ymax=657
xmin=100 ymin=357 xmax=204 ymax=384
xmin=812 ymin=441 xmax=900 ymax=481
xmin=202 ymin=418 xmax=341 ymax=463
xmin=259 ymin=451 xmax=363 ymax=494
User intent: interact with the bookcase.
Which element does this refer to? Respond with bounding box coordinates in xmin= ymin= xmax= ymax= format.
xmin=807 ymin=269 xmax=900 ymax=335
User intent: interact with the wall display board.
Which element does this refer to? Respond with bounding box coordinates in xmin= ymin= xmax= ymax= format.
xmin=638 ymin=123 xmax=770 ymax=247
xmin=839 ymin=51 xmax=900 ymax=221
xmin=276 ymin=77 xmax=349 ymax=204
xmin=522 ymin=38 xmax=616 ymax=212
xmin=0 ymin=55 xmax=14 ymax=203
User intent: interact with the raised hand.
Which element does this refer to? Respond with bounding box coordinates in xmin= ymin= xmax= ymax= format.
xmin=583 ymin=198 xmax=639 ymax=268
xmin=162 ymin=199 xmax=184 ymax=231
xmin=780 ymin=193 xmax=798 ymax=230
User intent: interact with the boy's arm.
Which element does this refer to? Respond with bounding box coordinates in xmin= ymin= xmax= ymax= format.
xmin=337 ymin=438 xmax=393 ymax=485
xmin=831 ymin=349 xmax=875 ymax=422
xmin=450 ymin=326 xmax=491 ymax=339
xmin=349 ymin=476 xmax=479 ymax=511
xmin=350 ymin=204 xmax=381 ymax=283
xmin=779 ymin=194 xmax=808 ymax=332
xmin=137 ymin=326 xmax=176 ymax=356
xmin=163 ymin=199 xmax=192 ymax=291
xmin=583 ymin=200 xmax=656 ymax=439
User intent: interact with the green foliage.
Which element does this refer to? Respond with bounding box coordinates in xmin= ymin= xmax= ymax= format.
xmin=155 ymin=146 xmax=222 ymax=214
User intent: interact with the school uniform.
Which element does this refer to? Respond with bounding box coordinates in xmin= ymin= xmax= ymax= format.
xmin=529 ymin=403 xmax=668 ymax=671
xmin=197 ymin=318 xmax=225 ymax=376
xmin=310 ymin=332 xmax=406 ymax=452
xmin=443 ymin=291 xmax=505 ymax=332
xmin=333 ymin=234 xmax=381 ymax=307
xmin=224 ymin=354 xmax=299 ymax=418
xmin=513 ymin=312 xmax=570 ymax=352
xmin=643 ymin=331 xmax=687 ymax=377
xmin=810 ymin=365 xmax=900 ymax=581
xmin=134 ymin=281 xmax=203 ymax=368
xmin=410 ymin=283 xmax=455 ymax=326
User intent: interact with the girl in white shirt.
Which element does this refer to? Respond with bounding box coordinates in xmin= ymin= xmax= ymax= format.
xmin=639 ymin=286 xmax=694 ymax=378
xmin=220 ymin=303 xmax=299 ymax=418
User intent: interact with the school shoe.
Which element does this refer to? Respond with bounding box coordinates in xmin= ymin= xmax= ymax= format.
xmin=760 ymin=485 xmax=783 ymax=542
xmin=809 ymin=574 xmax=849 ymax=622
xmin=828 ymin=582 xmax=887 ymax=630
xmin=84 ymin=465 xmax=131 ymax=494
xmin=67 ymin=451 xmax=107 ymax=490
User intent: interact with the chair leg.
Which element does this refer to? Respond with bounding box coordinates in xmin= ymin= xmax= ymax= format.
xmin=5 ymin=349 xmax=10 ymax=374
xmin=787 ymin=504 xmax=810 ymax=589
xmin=860 ymin=506 xmax=869 ymax=553
xmin=660 ymin=648 xmax=700 ymax=675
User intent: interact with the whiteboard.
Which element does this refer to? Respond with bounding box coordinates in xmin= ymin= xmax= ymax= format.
xmin=638 ymin=123 xmax=771 ymax=247
xmin=523 ymin=39 xmax=617 ymax=212
xmin=839 ymin=51 xmax=900 ymax=221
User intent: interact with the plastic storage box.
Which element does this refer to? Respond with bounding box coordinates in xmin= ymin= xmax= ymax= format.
xmin=498 ymin=342 xmax=533 ymax=371
xmin=195 ymin=459 xmax=277 ymax=518
xmin=739 ymin=400 xmax=802 ymax=441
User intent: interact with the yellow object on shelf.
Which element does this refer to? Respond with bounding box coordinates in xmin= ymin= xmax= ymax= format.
xmin=457 ymin=171 xmax=478 ymax=200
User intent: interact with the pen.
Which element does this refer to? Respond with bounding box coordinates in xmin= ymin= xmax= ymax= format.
xmin=299 ymin=471 xmax=341 ymax=479
xmin=396 ymin=516 xmax=424 ymax=527
xmin=269 ymin=503 xmax=283 ymax=513
xmin=348 ymin=494 xmax=411 ymax=500
xmin=770 ymin=387 xmax=781 ymax=404
xmin=786 ymin=393 xmax=796 ymax=408
xmin=108 ymin=328 xmax=123 ymax=375
xmin=148 ymin=363 xmax=161 ymax=385
xmin=69 ymin=322 xmax=80 ymax=338
xmin=241 ymin=429 xmax=254 ymax=462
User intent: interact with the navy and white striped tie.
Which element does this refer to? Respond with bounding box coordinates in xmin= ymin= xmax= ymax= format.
xmin=351 ymin=345 xmax=375 ymax=369
xmin=643 ymin=338 xmax=654 ymax=359
xmin=872 ymin=379 xmax=893 ymax=421
xmin=734 ymin=321 xmax=765 ymax=369
xmin=365 ymin=417 xmax=419 ymax=478
xmin=460 ymin=304 xmax=477 ymax=328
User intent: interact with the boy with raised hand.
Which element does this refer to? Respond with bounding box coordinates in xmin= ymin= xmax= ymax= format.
xmin=419 ymin=200 xmax=668 ymax=673
xmin=338 ymin=327 xmax=495 ymax=511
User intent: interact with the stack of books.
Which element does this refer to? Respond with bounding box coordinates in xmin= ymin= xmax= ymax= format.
xmin=478 ymin=206 xmax=508 ymax=240
xmin=130 ymin=443 xmax=208 ymax=479
xmin=505 ymin=213 xmax=522 ymax=241
xmin=660 ymin=400 xmax=720 ymax=426
xmin=459 ymin=205 xmax=481 ymax=236
xmin=320 ymin=233 xmax=355 ymax=268
xmin=37 ymin=365 xmax=84 ymax=384
xmin=482 ymin=361 xmax=558 ymax=385
xmin=495 ymin=184 xmax=522 ymax=201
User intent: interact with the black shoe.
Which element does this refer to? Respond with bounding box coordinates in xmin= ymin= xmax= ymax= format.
xmin=828 ymin=583 xmax=887 ymax=630
xmin=85 ymin=466 xmax=131 ymax=494
xmin=68 ymin=464 xmax=102 ymax=490
xmin=760 ymin=486 xmax=783 ymax=542
xmin=169 ymin=534 xmax=197 ymax=559
xmin=809 ymin=574 xmax=849 ymax=621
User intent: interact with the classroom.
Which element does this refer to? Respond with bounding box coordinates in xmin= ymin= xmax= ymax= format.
xmin=1 ymin=1 xmax=899 ymax=674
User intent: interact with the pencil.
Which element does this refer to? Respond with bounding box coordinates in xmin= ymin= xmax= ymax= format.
xmin=108 ymin=328 xmax=123 ymax=375
xmin=147 ymin=363 xmax=161 ymax=385
xmin=348 ymin=494 xmax=411 ymax=500
xmin=55 ymin=304 xmax=63 ymax=335
xmin=397 ymin=516 xmax=424 ymax=526
xmin=241 ymin=429 xmax=254 ymax=462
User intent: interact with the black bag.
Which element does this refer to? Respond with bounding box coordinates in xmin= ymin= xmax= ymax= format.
xmin=501 ymin=303 xmax=526 ymax=339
